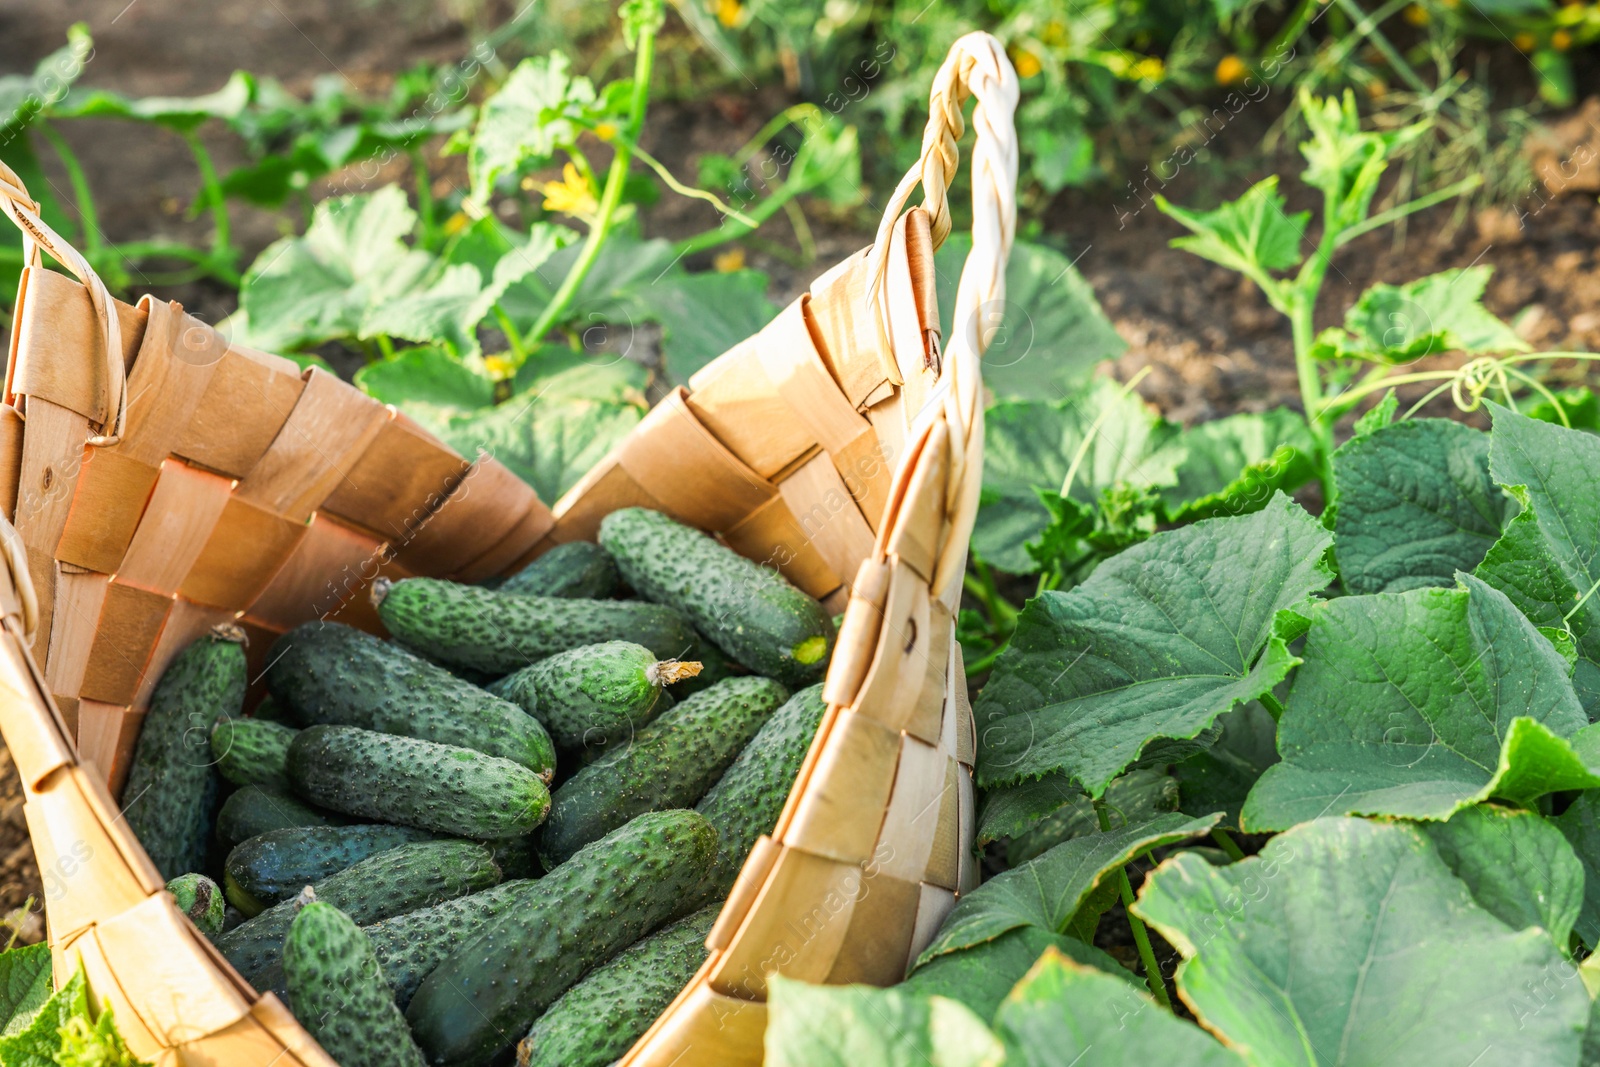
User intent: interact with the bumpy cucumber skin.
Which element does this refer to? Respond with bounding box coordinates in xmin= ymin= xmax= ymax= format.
xmin=598 ymin=508 xmax=835 ymax=686
xmin=216 ymin=785 xmax=342 ymax=849
xmin=376 ymin=578 xmax=698 ymax=673
xmin=217 ymin=839 xmax=500 ymax=982
xmin=225 ymin=824 xmax=437 ymax=911
xmin=695 ymin=683 xmax=827 ymax=897
xmin=500 ymin=541 xmax=619 ymax=599
xmin=122 ymin=632 xmax=247 ymax=879
xmin=516 ymin=904 xmax=718 ymax=1067
xmin=166 ymin=873 xmax=226 ymax=939
xmin=539 ymin=677 xmax=789 ymax=867
xmin=288 ymin=725 xmax=550 ymax=839
xmin=284 ymin=902 xmax=427 ymax=1067
xmin=407 ymin=809 xmax=718 ymax=1066
xmin=505 ymin=641 xmax=667 ymax=750
xmin=210 ymin=717 xmax=297 ymax=791
xmin=267 ymin=623 xmax=555 ymax=778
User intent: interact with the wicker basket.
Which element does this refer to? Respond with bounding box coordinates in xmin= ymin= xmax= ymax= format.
xmin=0 ymin=33 xmax=1017 ymax=1066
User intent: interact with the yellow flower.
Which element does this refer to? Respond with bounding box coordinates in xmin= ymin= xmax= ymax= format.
xmin=1554 ymin=28 xmax=1574 ymax=48
xmin=594 ymin=121 xmax=618 ymax=142
xmin=539 ymin=162 xmax=599 ymax=220
xmin=1133 ymin=56 xmax=1165 ymax=81
xmin=1403 ymin=3 xmax=1429 ymax=24
xmin=713 ymin=248 xmax=746 ymax=273
xmin=484 ymin=354 xmax=518 ymax=380
xmin=1215 ymin=54 xmax=1248 ymax=85
xmin=1514 ymin=30 xmax=1537 ymax=49
xmin=1040 ymin=18 xmax=1069 ymax=45
xmin=442 ymin=211 xmax=471 ymax=236
xmin=716 ymin=0 xmax=742 ymax=28
xmin=1010 ymin=47 xmax=1043 ymax=78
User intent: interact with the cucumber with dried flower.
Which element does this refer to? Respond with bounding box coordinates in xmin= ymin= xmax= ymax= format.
xmin=166 ymin=872 xmax=225 ymax=939
xmin=598 ymin=508 xmax=835 ymax=685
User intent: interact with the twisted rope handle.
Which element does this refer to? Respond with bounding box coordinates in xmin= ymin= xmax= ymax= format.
xmin=0 ymin=159 xmax=127 ymax=447
xmin=864 ymin=32 xmax=1019 ymax=600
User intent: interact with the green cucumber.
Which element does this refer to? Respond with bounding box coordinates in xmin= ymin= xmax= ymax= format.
xmin=287 ymin=725 xmax=550 ymax=839
xmin=122 ymin=626 xmax=247 ymax=879
xmin=494 ymin=641 xmax=700 ymax=751
xmin=598 ymin=508 xmax=835 ymax=685
xmin=249 ymin=696 xmax=300 ymax=726
xmin=500 ymin=541 xmax=618 ymax=599
xmin=538 ymin=677 xmax=788 ymax=867
xmin=695 ymin=683 xmax=828 ymax=897
xmin=516 ymin=904 xmax=718 ymax=1067
xmin=224 ymin=824 xmax=438 ymax=915
xmin=166 ymin=873 xmax=225 ymax=939
xmin=210 ymin=717 xmax=297 ymax=791
xmin=406 ymin=809 xmax=717 ymax=1066
xmin=284 ymin=900 xmax=427 ymax=1067
xmin=216 ymin=785 xmax=343 ymax=849
xmin=266 ymin=623 xmax=555 ymax=778
xmin=217 ymin=839 xmax=500 ymax=982
xmin=372 ymin=577 xmax=698 ymax=673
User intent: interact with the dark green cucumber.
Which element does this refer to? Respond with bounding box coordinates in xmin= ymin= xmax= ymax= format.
xmin=225 ymin=824 xmax=437 ymax=915
xmin=210 ymin=717 xmax=297 ymax=791
xmin=266 ymin=623 xmax=554 ymax=778
xmin=249 ymin=696 xmax=300 ymax=726
xmin=166 ymin=873 xmax=225 ymax=939
xmin=539 ymin=677 xmax=788 ymax=866
xmin=495 ymin=641 xmax=699 ymax=750
xmin=216 ymin=785 xmax=343 ymax=849
xmin=287 ymin=725 xmax=550 ymax=839
xmin=366 ymin=880 xmax=541 ymax=1008
xmin=406 ymin=809 xmax=717 ymax=1066
xmin=500 ymin=541 xmax=619 ymax=599
xmin=598 ymin=508 xmax=835 ymax=686
xmin=695 ymin=683 xmax=827 ymax=897
xmin=217 ymin=839 xmax=500 ymax=982
xmin=121 ymin=626 xmax=247 ymax=879
xmin=516 ymin=905 xmax=718 ymax=1067
xmin=373 ymin=577 xmax=698 ymax=673
xmin=284 ymin=900 xmax=427 ymax=1067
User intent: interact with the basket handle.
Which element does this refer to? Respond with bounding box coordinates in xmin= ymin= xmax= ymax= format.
xmin=865 ymin=32 xmax=1019 ymax=599
xmin=0 ymin=159 xmax=127 ymax=447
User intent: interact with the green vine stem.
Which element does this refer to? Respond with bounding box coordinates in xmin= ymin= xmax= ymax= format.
xmin=1095 ymin=799 xmax=1173 ymax=1010
xmin=180 ymin=131 xmax=238 ymax=284
xmin=1211 ymin=829 xmax=1248 ymax=863
xmin=34 ymin=121 xmax=101 ymax=259
xmin=517 ymin=13 xmax=659 ymax=358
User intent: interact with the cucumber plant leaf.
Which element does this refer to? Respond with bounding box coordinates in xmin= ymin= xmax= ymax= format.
xmin=1333 ymin=419 xmax=1510 ymax=593
xmin=0 ymin=944 xmax=53 ymax=1036
xmin=933 ymin=237 xmax=1125 ymax=400
xmin=1314 ymin=268 xmax=1528 ymax=364
xmin=55 ymin=70 xmax=254 ymax=131
xmin=1242 ymin=574 xmax=1595 ymax=830
xmin=1419 ymin=803 xmax=1584 ymax=950
xmin=911 ymin=811 xmax=1220 ymax=970
xmin=632 ymin=268 xmax=779 ymax=385
xmin=1557 ymin=790 xmax=1600 ymax=947
xmin=1161 ymin=407 xmax=1318 ymax=523
xmin=1475 ymin=406 xmax=1600 ymax=714
xmin=1527 ymin=386 xmax=1600 ymax=432
xmin=1298 ymin=89 xmax=1426 ymax=232
xmin=898 ymin=927 xmax=1136 ymax=1022
xmin=993 ymin=949 xmax=1244 ymax=1067
xmin=973 ymin=378 xmax=1183 ymax=573
xmin=1133 ymin=816 xmax=1590 ymax=1067
xmin=765 ymin=978 xmax=1003 ymax=1067
xmin=353 ymin=346 xmax=495 ymax=411
xmin=0 ymin=23 xmax=91 ymax=133
xmin=1157 ymin=176 xmax=1308 ymax=279
xmin=975 ymin=495 xmax=1332 ymax=795
xmin=1173 ymin=700 xmax=1280 ymax=829
xmin=975 ymin=772 xmax=1082 ymax=847
xmin=1004 ymin=769 xmax=1179 ymax=868
xmin=468 ymin=52 xmax=598 ymax=201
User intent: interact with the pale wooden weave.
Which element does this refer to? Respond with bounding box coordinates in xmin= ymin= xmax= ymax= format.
xmin=0 ymin=32 xmax=1017 ymax=1066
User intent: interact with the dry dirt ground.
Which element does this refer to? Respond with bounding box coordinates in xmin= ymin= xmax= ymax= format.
xmin=1 ymin=0 xmax=1598 ymax=964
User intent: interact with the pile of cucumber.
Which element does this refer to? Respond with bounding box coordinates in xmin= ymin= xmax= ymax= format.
xmin=128 ymin=507 xmax=837 ymax=1067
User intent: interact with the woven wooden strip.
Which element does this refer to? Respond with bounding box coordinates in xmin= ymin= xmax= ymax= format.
xmin=685 ymin=337 xmax=815 ymax=481
xmin=546 ymin=456 xmax=669 ymax=544
xmin=81 ymin=581 xmax=172 ymax=706
xmin=53 ymin=449 xmax=161 ymax=575
xmin=9 ymin=268 xmax=144 ymax=426
xmin=625 ymin=980 xmax=766 ymax=1067
xmin=42 ymin=569 xmax=108 ymax=704
xmin=320 ymin=411 xmax=472 ymax=542
xmin=64 ymin=931 xmax=163 ymax=1054
xmin=906 ymin=883 xmax=957 ymax=971
xmin=616 ymin=389 xmax=775 ymax=531
xmin=720 ymin=495 xmax=840 ymax=602
xmin=180 ymin=498 xmax=309 ymax=610
xmin=870 ymin=734 xmax=950 ymax=885
xmin=116 ymin=462 xmax=234 ymax=595
xmin=451 ymin=495 xmax=556 ymax=583
xmin=175 ymin=345 xmax=307 ymax=478
xmin=77 ymin=701 xmax=140 ymax=797
xmin=781 ymin=710 xmax=901 ymax=866
xmin=391 ymin=454 xmax=537 ymax=576
xmin=244 ymin=513 xmax=387 ymax=633
xmin=773 ymin=452 xmax=875 ymax=595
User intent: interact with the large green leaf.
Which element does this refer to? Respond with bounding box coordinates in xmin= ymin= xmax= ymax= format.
xmin=634 ymin=268 xmax=778 ymax=385
xmin=765 ymin=979 xmax=1003 ymax=1067
xmin=1173 ymin=700 xmax=1281 ymax=829
xmin=468 ymin=53 xmax=596 ymax=200
xmin=993 ymin=949 xmax=1244 ymax=1067
xmin=1004 ymin=769 xmax=1179 ymax=867
xmin=1162 ymin=408 xmax=1318 ymax=523
xmin=975 ymin=495 xmax=1332 ymax=795
xmin=1476 ymin=405 xmax=1600 ymax=714
xmin=1243 ymin=574 xmax=1595 ymax=829
xmin=1157 ymin=177 xmax=1308 ymax=279
xmin=912 ymin=811 xmax=1221 ymax=970
xmin=1321 ymin=268 xmax=1528 ymax=363
xmin=1134 ymin=816 xmax=1589 ymax=1067
xmin=353 ymin=346 xmax=495 ymax=411
xmin=1556 ymin=791 xmax=1600 ymax=946
xmin=898 ymin=927 xmax=1135 ymax=1022
xmin=1419 ymin=803 xmax=1583 ymax=949
xmin=973 ymin=378 xmax=1183 ymax=573
xmin=0 ymin=24 xmax=91 ymax=133
xmin=0 ymin=944 xmax=52 ymax=1036
xmin=1333 ymin=419 xmax=1510 ymax=594
xmin=934 ymin=237 xmax=1125 ymax=401
xmin=55 ymin=70 xmax=254 ymax=131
